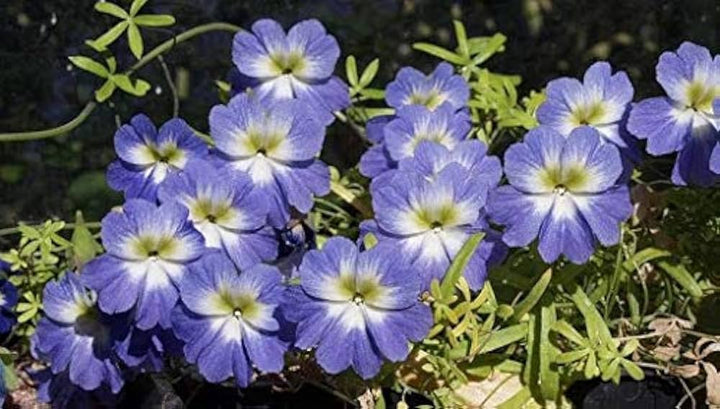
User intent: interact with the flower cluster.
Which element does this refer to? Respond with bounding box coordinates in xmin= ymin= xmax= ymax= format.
xmin=31 ymin=19 xmax=433 ymax=406
xmin=29 ymin=13 xmax=720 ymax=407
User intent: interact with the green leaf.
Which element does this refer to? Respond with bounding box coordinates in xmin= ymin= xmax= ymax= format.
xmin=94 ymin=1 xmax=128 ymax=19
xmin=358 ymin=88 xmax=385 ymax=100
xmin=568 ymin=284 xmax=614 ymax=346
xmin=496 ymin=386 xmax=532 ymax=409
xmin=539 ymin=301 xmax=560 ymax=401
xmin=622 ymin=247 xmax=671 ymax=272
xmin=622 ymin=360 xmax=645 ymax=381
xmin=363 ymin=232 xmax=378 ymax=250
xmin=130 ymin=0 xmax=149 ymax=16
xmin=412 ymin=43 xmax=468 ymax=65
xmin=555 ymin=349 xmax=591 ymax=364
xmin=95 ymin=79 xmax=117 ymax=102
xmin=358 ymin=58 xmax=380 ymax=88
xmin=90 ymin=20 xmax=129 ymax=50
xmin=469 ymin=33 xmax=507 ymax=66
xmin=453 ymin=20 xmax=469 ymax=57
xmin=345 ymin=55 xmax=358 ymax=86
xmin=133 ymin=14 xmax=176 ymax=27
xmin=2 ymin=362 xmax=18 ymax=391
xmin=17 ymin=307 xmax=37 ymax=323
xmin=127 ymin=23 xmax=143 ymax=59
xmin=71 ymin=211 xmax=101 ymax=268
xmin=511 ymin=268 xmax=552 ymax=321
xmin=68 ymin=56 xmax=108 ymax=78
xmin=657 ymin=261 xmax=703 ymax=298
xmin=439 ymin=233 xmax=485 ymax=299
xmin=112 ymin=74 xmax=150 ymax=96
xmin=551 ymin=320 xmax=587 ymax=346
xmin=477 ymin=323 xmax=527 ymax=353
xmin=375 ymin=393 xmax=386 ymax=409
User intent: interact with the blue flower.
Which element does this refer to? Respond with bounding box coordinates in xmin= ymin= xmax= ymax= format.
xmin=284 ymin=237 xmax=432 ymax=379
xmin=537 ymin=62 xmax=636 ymax=157
xmin=369 ymin=163 xmax=492 ymax=289
xmin=210 ymin=94 xmax=330 ymax=227
xmin=82 ymin=199 xmax=205 ymax=330
xmin=115 ymin=325 xmax=183 ymax=372
xmin=31 ymin=273 xmax=125 ymax=393
xmin=488 ymin=126 xmax=632 ymax=264
xmin=232 ymin=19 xmax=350 ymax=124
xmin=628 ymin=42 xmax=720 ymax=186
xmin=385 ymin=62 xmax=469 ymax=111
xmin=107 ymin=114 xmax=208 ymax=201
xmin=171 ymin=252 xmax=288 ymax=388
xmin=359 ymin=105 xmax=471 ymax=178
xmin=158 ymin=160 xmax=277 ymax=270
xmin=35 ymin=369 xmax=119 ymax=409
xmin=0 ymin=279 xmax=18 ymax=334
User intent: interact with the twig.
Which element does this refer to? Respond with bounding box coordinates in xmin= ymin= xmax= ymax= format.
xmin=304 ymin=379 xmax=359 ymax=407
xmin=0 ymin=101 xmax=97 ymax=142
xmin=157 ymin=55 xmax=179 ymax=117
xmin=676 ymin=379 xmax=702 ymax=409
xmin=0 ymin=22 xmax=241 ymax=143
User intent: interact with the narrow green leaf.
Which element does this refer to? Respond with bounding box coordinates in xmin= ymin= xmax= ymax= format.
xmin=512 ymin=268 xmax=552 ymax=321
xmin=91 ymin=21 xmax=129 ymax=50
xmin=568 ymin=284 xmax=614 ymax=346
xmin=95 ymin=79 xmax=117 ymax=102
xmin=496 ymin=386 xmax=532 ymax=409
xmin=657 ymin=261 xmax=703 ymax=298
xmin=68 ymin=56 xmax=108 ymax=78
xmin=133 ymin=14 xmax=176 ymax=27
xmin=2 ymin=362 xmax=19 ymax=391
xmin=94 ymin=1 xmax=128 ymax=18
xmin=622 ymin=360 xmax=645 ymax=381
xmin=622 ymin=247 xmax=671 ymax=272
xmin=345 ymin=55 xmax=358 ymax=86
xmin=469 ymin=33 xmax=507 ymax=66
xmin=412 ymin=43 xmax=467 ymax=65
xmin=539 ymin=301 xmax=560 ymax=401
xmin=477 ymin=323 xmax=527 ymax=353
xmin=17 ymin=308 xmax=36 ymax=323
xmin=363 ymin=232 xmax=378 ymax=250
xmin=550 ymin=320 xmax=587 ymax=346
xmin=375 ymin=393 xmax=386 ymax=409
xmin=358 ymin=88 xmax=385 ymax=100
xmin=439 ymin=233 xmax=485 ymax=299
xmin=358 ymin=58 xmax=380 ymax=88
xmin=130 ymin=0 xmax=149 ymax=16
xmin=127 ymin=23 xmax=143 ymax=59
xmin=555 ymin=349 xmax=590 ymax=364
xmin=71 ymin=211 xmax=101 ymax=268
xmin=453 ymin=20 xmax=469 ymax=57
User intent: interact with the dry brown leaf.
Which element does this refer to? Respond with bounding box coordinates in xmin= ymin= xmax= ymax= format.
xmin=652 ymin=345 xmax=680 ymax=362
xmin=669 ymin=363 xmax=700 ymax=378
xmin=701 ymin=362 xmax=720 ymax=407
xmin=648 ymin=316 xmax=693 ymax=345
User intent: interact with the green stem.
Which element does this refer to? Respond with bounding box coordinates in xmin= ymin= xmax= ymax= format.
xmin=329 ymin=181 xmax=373 ymax=219
xmin=0 ymin=222 xmax=102 ymax=237
xmin=128 ymin=22 xmax=241 ymax=74
xmin=0 ymin=102 xmax=97 ymax=142
xmin=0 ymin=22 xmax=242 ymax=143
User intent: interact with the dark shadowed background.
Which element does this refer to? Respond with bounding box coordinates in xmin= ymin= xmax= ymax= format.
xmin=0 ymin=0 xmax=718 ymax=232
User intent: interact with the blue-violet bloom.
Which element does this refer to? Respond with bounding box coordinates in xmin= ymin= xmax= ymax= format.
xmin=284 ymin=237 xmax=432 ymax=379
xmin=370 ymin=163 xmax=491 ymax=289
xmin=232 ymin=18 xmax=350 ymax=124
xmin=172 ymin=252 xmax=288 ymax=388
xmin=0 ymin=279 xmax=17 ymax=334
xmin=210 ymin=94 xmax=330 ymax=227
xmin=107 ymin=114 xmax=208 ymax=201
xmin=488 ymin=126 xmax=632 ymax=264
xmin=158 ymin=160 xmax=277 ymax=269
xmin=537 ymin=62 xmax=637 ymax=159
xmin=82 ymin=199 xmax=205 ymax=330
xmin=385 ymin=62 xmax=469 ymax=111
xmin=628 ymin=42 xmax=720 ymax=186
xmin=31 ymin=273 xmax=124 ymax=393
